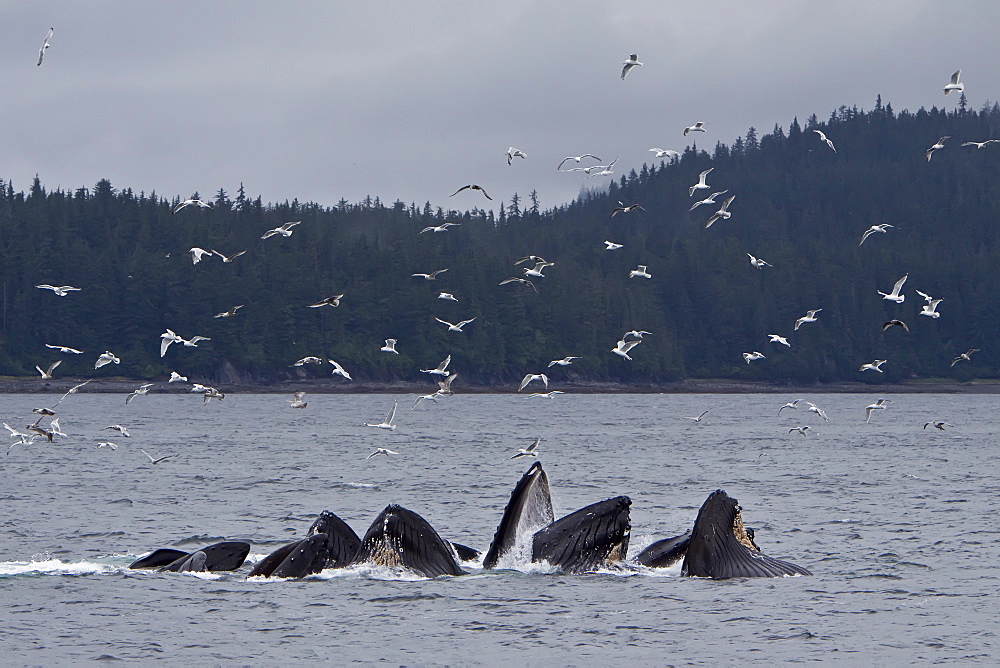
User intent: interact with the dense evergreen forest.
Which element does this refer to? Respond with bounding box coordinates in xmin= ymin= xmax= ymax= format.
xmin=3 ymin=96 xmax=999 ymax=387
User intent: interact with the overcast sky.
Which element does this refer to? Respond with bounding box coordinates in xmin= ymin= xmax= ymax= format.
xmin=2 ymin=1 xmax=996 ymax=211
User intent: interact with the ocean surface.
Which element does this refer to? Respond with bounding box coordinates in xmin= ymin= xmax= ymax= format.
xmin=1 ymin=391 xmax=997 ymax=664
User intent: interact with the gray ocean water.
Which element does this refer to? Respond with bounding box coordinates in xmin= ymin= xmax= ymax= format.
xmin=1 ymin=391 xmax=997 ymax=664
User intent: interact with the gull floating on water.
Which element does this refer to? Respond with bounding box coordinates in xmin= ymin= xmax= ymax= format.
xmin=778 ymin=399 xmax=801 ymax=415
xmin=859 ymin=359 xmax=887 ymax=373
xmin=37 ymin=27 xmax=53 ymax=66
xmin=877 ymin=273 xmax=908 ymax=303
xmin=743 ymin=351 xmax=766 ymax=364
xmin=511 ymin=438 xmax=540 ymax=459
xmin=629 ymin=265 xmax=651 ymax=279
xmin=95 ymin=351 xmax=120 ymax=369
xmin=768 ymin=334 xmax=791 ymax=347
xmin=865 ymin=398 xmax=891 ymax=423
xmin=308 ymin=294 xmax=343 ymax=308
xmin=621 ymin=54 xmax=642 ymax=80
xmin=603 ymin=240 xmax=623 ymax=250
xmin=506 ymin=147 xmax=527 ymax=165
xmin=950 ymin=348 xmax=980 ymax=367
xmin=380 ymin=339 xmax=399 ymax=354
xmin=35 ymin=360 xmax=61 ymax=379
xmin=794 ymin=309 xmax=822 ymax=331
xmin=519 ymin=373 xmax=549 ymax=392
xmin=172 ymin=197 xmax=212 ymax=214
xmin=684 ymin=122 xmax=707 ymax=136
xmin=421 ymin=355 xmax=451 ymax=376
xmin=557 ymin=154 xmax=601 ymax=170
xmin=704 ymin=195 xmax=736 ymax=229
xmin=45 ymin=344 xmax=83 ymax=354
xmin=365 ymin=399 xmax=398 ymax=431
xmin=926 ymin=136 xmax=950 ymax=162
xmin=141 ymin=449 xmax=175 ymax=465
xmin=36 ymin=284 xmax=80 ymax=297
xmin=260 ymin=221 xmax=301 ymax=239
xmin=548 ymin=356 xmax=580 ymax=367
xmin=812 ymin=129 xmax=837 ymax=152
xmin=450 ymin=184 xmax=491 ymax=200
xmin=367 ymin=447 xmax=400 ymax=459
xmin=435 ymin=317 xmax=476 ymax=332
xmin=943 ymin=69 xmax=964 ymax=95
xmin=859 ymin=224 xmax=894 ymax=246
xmin=329 ymin=360 xmax=352 ymax=380
xmin=688 ymin=168 xmax=714 ymax=197
xmin=412 ymin=269 xmax=448 ymax=280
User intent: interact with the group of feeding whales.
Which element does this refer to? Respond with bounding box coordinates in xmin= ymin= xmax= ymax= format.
xmin=129 ymin=463 xmax=811 ymax=579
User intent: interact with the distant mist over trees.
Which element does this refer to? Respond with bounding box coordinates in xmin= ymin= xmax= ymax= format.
xmin=3 ymin=97 xmax=999 ymax=387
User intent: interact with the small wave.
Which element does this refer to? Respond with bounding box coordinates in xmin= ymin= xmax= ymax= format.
xmin=0 ymin=558 xmax=121 ymax=577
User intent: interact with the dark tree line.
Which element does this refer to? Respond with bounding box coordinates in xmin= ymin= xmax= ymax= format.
xmin=2 ymin=96 xmax=999 ymax=387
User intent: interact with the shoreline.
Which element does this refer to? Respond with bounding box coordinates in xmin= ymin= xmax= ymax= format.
xmin=4 ymin=377 xmax=998 ymax=395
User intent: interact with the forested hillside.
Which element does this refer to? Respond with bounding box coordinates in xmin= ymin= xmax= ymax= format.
xmin=3 ymin=97 xmax=999 ymax=387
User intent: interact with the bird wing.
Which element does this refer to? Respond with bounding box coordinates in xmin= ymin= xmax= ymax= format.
xmin=386 ymin=400 xmax=398 ymax=424
xmin=435 ymin=317 xmax=454 ymax=328
xmin=457 ymin=318 xmax=475 ymax=328
xmin=519 ymin=375 xmax=533 ymax=391
xmin=891 ymin=274 xmax=908 ymax=295
xmin=951 ymin=69 xmax=961 ymax=85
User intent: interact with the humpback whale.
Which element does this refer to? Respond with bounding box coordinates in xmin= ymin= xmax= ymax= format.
xmin=635 ymin=530 xmax=692 ymax=568
xmin=483 ymin=461 xmax=554 ymax=569
xmin=681 ymin=490 xmax=811 ymax=578
xmin=531 ymin=496 xmax=632 ymax=573
xmin=248 ymin=511 xmax=362 ymax=578
xmin=350 ymin=504 xmax=465 ymax=577
xmin=128 ymin=541 xmax=251 ymax=572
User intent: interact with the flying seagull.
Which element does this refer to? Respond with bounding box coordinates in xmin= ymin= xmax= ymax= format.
xmin=688 ymin=168 xmax=714 ymax=196
xmin=44 ymin=344 xmax=83 ymax=354
xmin=603 ymin=240 xmax=623 ymax=250
xmin=308 ymin=294 xmax=344 ymax=308
xmin=548 ymin=356 xmax=580 ymax=367
xmin=168 ymin=371 xmax=187 ymax=382
xmin=212 ymin=249 xmax=247 ymax=263
xmin=288 ymin=391 xmax=308 ymax=409
xmin=37 ymin=27 xmax=53 ymax=66
xmin=704 ymin=195 xmax=736 ymax=228
xmin=923 ymin=421 xmax=953 ymax=431
xmin=557 ymin=154 xmax=601 ymax=170
xmin=859 ymin=359 xmax=887 ymax=373
xmin=621 ymin=54 xmax=643 ymax=79
xmin=104 ymin=424 xmax=130 ymax=437
xmin=366 ymin=448 xmax=400 ymax=459
xmin=519 ymin=373 xmax=549 ymax=392
xmin=450 ymin=184 xmax=492 ymax=200
xmin=189 ymin=247 xmax=213 ymax=265
xmin=365 ymin=399 xmax=398 ymax=431
xmin=611 ymin=338 xmax=641 ymax=361
xmin=160 ymin=329 xmax=183 ymax=357
xmin=141 ymin=449 xmax=176 ymax=465
xmin=778 ymin=399 xmax=801 ymax=415
xmin=768 ymin=334 xmax=791 ymax=347
xmin=650 ymin=148 xmax=681 ymax=159
xmin=329 ymin=360 xmax=352 ymax=380
xmin=806 ymin=402 xmax=829 ymax=422
xmin=865 ymin=398 xmax=891 ymax=423
xmin=629 ymin=265 xmax=652 ymax=279
xmin=506 ymin=147 xmax=527 ymax=165
xmin=683 ymin=410 xmax=710 ymax=423
xmin=812 ymin=129 xmax=837 ymax=152
xmin=943 ymin=69 xmax=964 ymax=95
xmin=499 ymin=277 xmax=538 ymax=292
xmin=95 ymin=351 xmax=120 ymax=369
xmin=523 ymin=261 xmax=553 ymax=278
xmin=172 ymin=197 xmax=212 ymax=214
xmin=961 ymin=139 xmax=1000 ymax=149
xmin=683 ymin=122 xmax=707 ymax=136
xmin=951 ymin=348 xmax=980 ymax=367
xmin=292 ymin=356 xmax=323 ymax=366
xmin=421 ymin=355 xmax=451 ymax=376
xmin=859 ymin=224 xmax=894 ymax=246
xmin=380 ymin=339 xmax=399 ymax=354
xmin=788 ymin=426 xmax=811 ymax=436
xmin=214 ymin=305 xmax=244 ymax=318
xmin=420 ymin=222 xmax=460 ymax=234
xmin=435 ymin=317 xmax=476 ymax=332
xmin=610 ymin=202 xmax=645 ymax=218
xmin=689 ymin=190 xmax=729 ymax=211
xmin=794 ymin=309 xmax=822 ymax=331
xmin=36 ymin=284 xmax=80 ymax=297
xmin=125 ymin=383 xmax=153 ymax=404
xmin=261 ymin=221 xmax=301 ymax=239
xmin=747 ymin=253 xmax=772 ymax=269
xmin=919 ymin=298 xmax=943 ymax=319
xmin=743 ymin=351 xmax=766 ymax=364
xmin=881 ymin=319 xmax=909 ymax=333
xmin=438 ymin=292 xmax=458 ymax=301
xmin=412 ymin=269 xmax=448 ymax=280
xmin=877 ymin=273 xmax=908 ymax=303
xmin=511 ymin=437 xmax=540 ymax=459
xmin=35 ymin=361 xmax=61 ymax=379
xmin=926 ymin=136 xmax=950 ymax=162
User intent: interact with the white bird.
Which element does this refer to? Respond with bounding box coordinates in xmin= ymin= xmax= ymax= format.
xmin=523 ymin=261 xmax=554 ymax=278
xmin=611 ymin=339 xmax=641 ymax=361
xmin=629 ymin=265 xmax=652 ymax=279
xmin=380 ymin=339 xmax=399 ymax=354
xmin=683 ymin=122 xmax=707 ymax=136
xmin=511 ymin=438 xmax=540 ymax=459
xmin=865 ymin=398 xmax=891 ymax=423
xmin=859 ymin=359 xmax=887 ymax=373
xmin=435 ymin=317 xmax=476 ymax=332
xmin=438 ymin=292 xmax=458 ymax=301
xmin=519 ymin=373 xmax=549 ymax=392
xmin=308 ymin=294 xmax=343 ymax=308
xmin=189 ymin=247 xmax=212 ymax=264
xmin=104 ymin=424 xmax=130 ymax=437
xmin=212 ymin=249 xmax=247 ymax=263
xmin=548 ymin=356 xmax=580 ymax=367
xmin=95 ymin=351 xmax=120 ymax=369
xmin=172 ymin=197 xmax=212 ymax=214
xmin=603 ymin=240 xmax=623 ymax=250
xmin=585 ymin=156 xmax=619 ymax=178
xmin=919 ymin=298 xmax=943 ymax=319
xmin=778 ymin=399 xmax=801 ymax=415
xmin=621 ymin=53 xmax=643 ymax=79
xmin=812 ymin=129 xmax=837 ymax=152
xmin=499 ymin=277 xmax=538 ymax=293
xmin=624 ymin=330 xmax=652 ymax=339
xmin=181 ymin=335 xmax=210 ymax=348
xmin=951 ymin=349 xmax=980 ymax=367
xmin=288 ymin=391 xmax=308 ymax=409
xmin=748 ymin=253 xmax=772 ymax=269
xmin=260 ymin=221 xmax=301 ymax=239
xmin=37 ymin=27 xmax=53 ymax=66
xmin=506 ymin=147 xmax=527 ymax=165
xmin=160 ymin=329 xmax=182 ymax=357
xmin=683 ymin=410 xmax=710 ymax=423
xmin=367 ymin=447 xmax=400 ymax=459
xmin=768 ymin=334 xmax=791 ymax=347
xmin=689 ymin=190 xmax=728 ymax=211
xmin=97 ymin=442 xmax=118 ymax=450
xmin=788 ymin=426 xmax=811 ymax=436
xmin=649 ymin=148 xmax=680 ymax=159
xmin=365 ymin=399 xmax=398 ymax=431
xmin=859 ymin=224 xmax=894 ymax=246
xmin=688 ymin=168 xmax=714 ymax=196
xmin=529 ymin=391 xmax=565 ymax=398
xmin=610 ymin=202 xmax=645 ymax=218
xmin=705 ymin=195 xmax=736 ymax=228
xmin=794 ymin=309 xmax=822 ymax=331
xmin=214 ymin=305 xmax=244 ymax=318
xmin=437 ymin=372 xmax=458 ymax=395
xmin=743 ymin=351 xmax=766 ymax=364
xmin=329 ymin=360 xmax=352 ymax=380
xmin=420 ymin=222 xmax=460 ymax=234
xmin=557 ymin=154 xmax=602 ymax=170
xmin=126 ymin=383 xmax=153 ymax=404
xmin=35 ymin=361 xmax=61 ymax=379
xmin=292 ymin=356 xmax=323 ymax=367
xmin=141 ymin=449 xmax=176 ymax=465
xmin=565 ymin=164 xmax=612 ymax=175
xmin=36 ymin=284 xmax=80 ymax=297
xmin=943 ymin=69 xmax=964 ymax=95
xmin=45 ymin=344 xmax=83 ymax=354
xmin=412 ymin=269 xmax=448 ymax=280
xmin=202 ymin=387 xmax=225 ymax=403
xmin=411 ymin=392 xmax=444 ymax=410
xmin=878 ymin=274 xmax=908 ymax=303
xmin=168 ymin=371 xmax=187 ymax=382
xmin=421 ymin=355 xmax=452 ymax=376
xmin=961 ymin=139 xmax=1000 ymax=149
xmin=926 ymin=136 xmax=950 ymax=162
xmin=806 ymin=402 xmax=829 ymax=422
xmin=53 ymin=379 xmax=91 ymax=406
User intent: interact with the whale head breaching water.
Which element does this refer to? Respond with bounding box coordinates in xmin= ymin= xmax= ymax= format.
xmin=350 ymin=504 xmax=465 ymax=577
xmin=681 ymin=490 xmax=811 ymax=578
xmin=482 ymin=461 xmax=554 ymax=569
xmin=247 ymin=511 xmax=362 ymax=579
xmin=128 ymin=541 xmax=251 ymax=573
